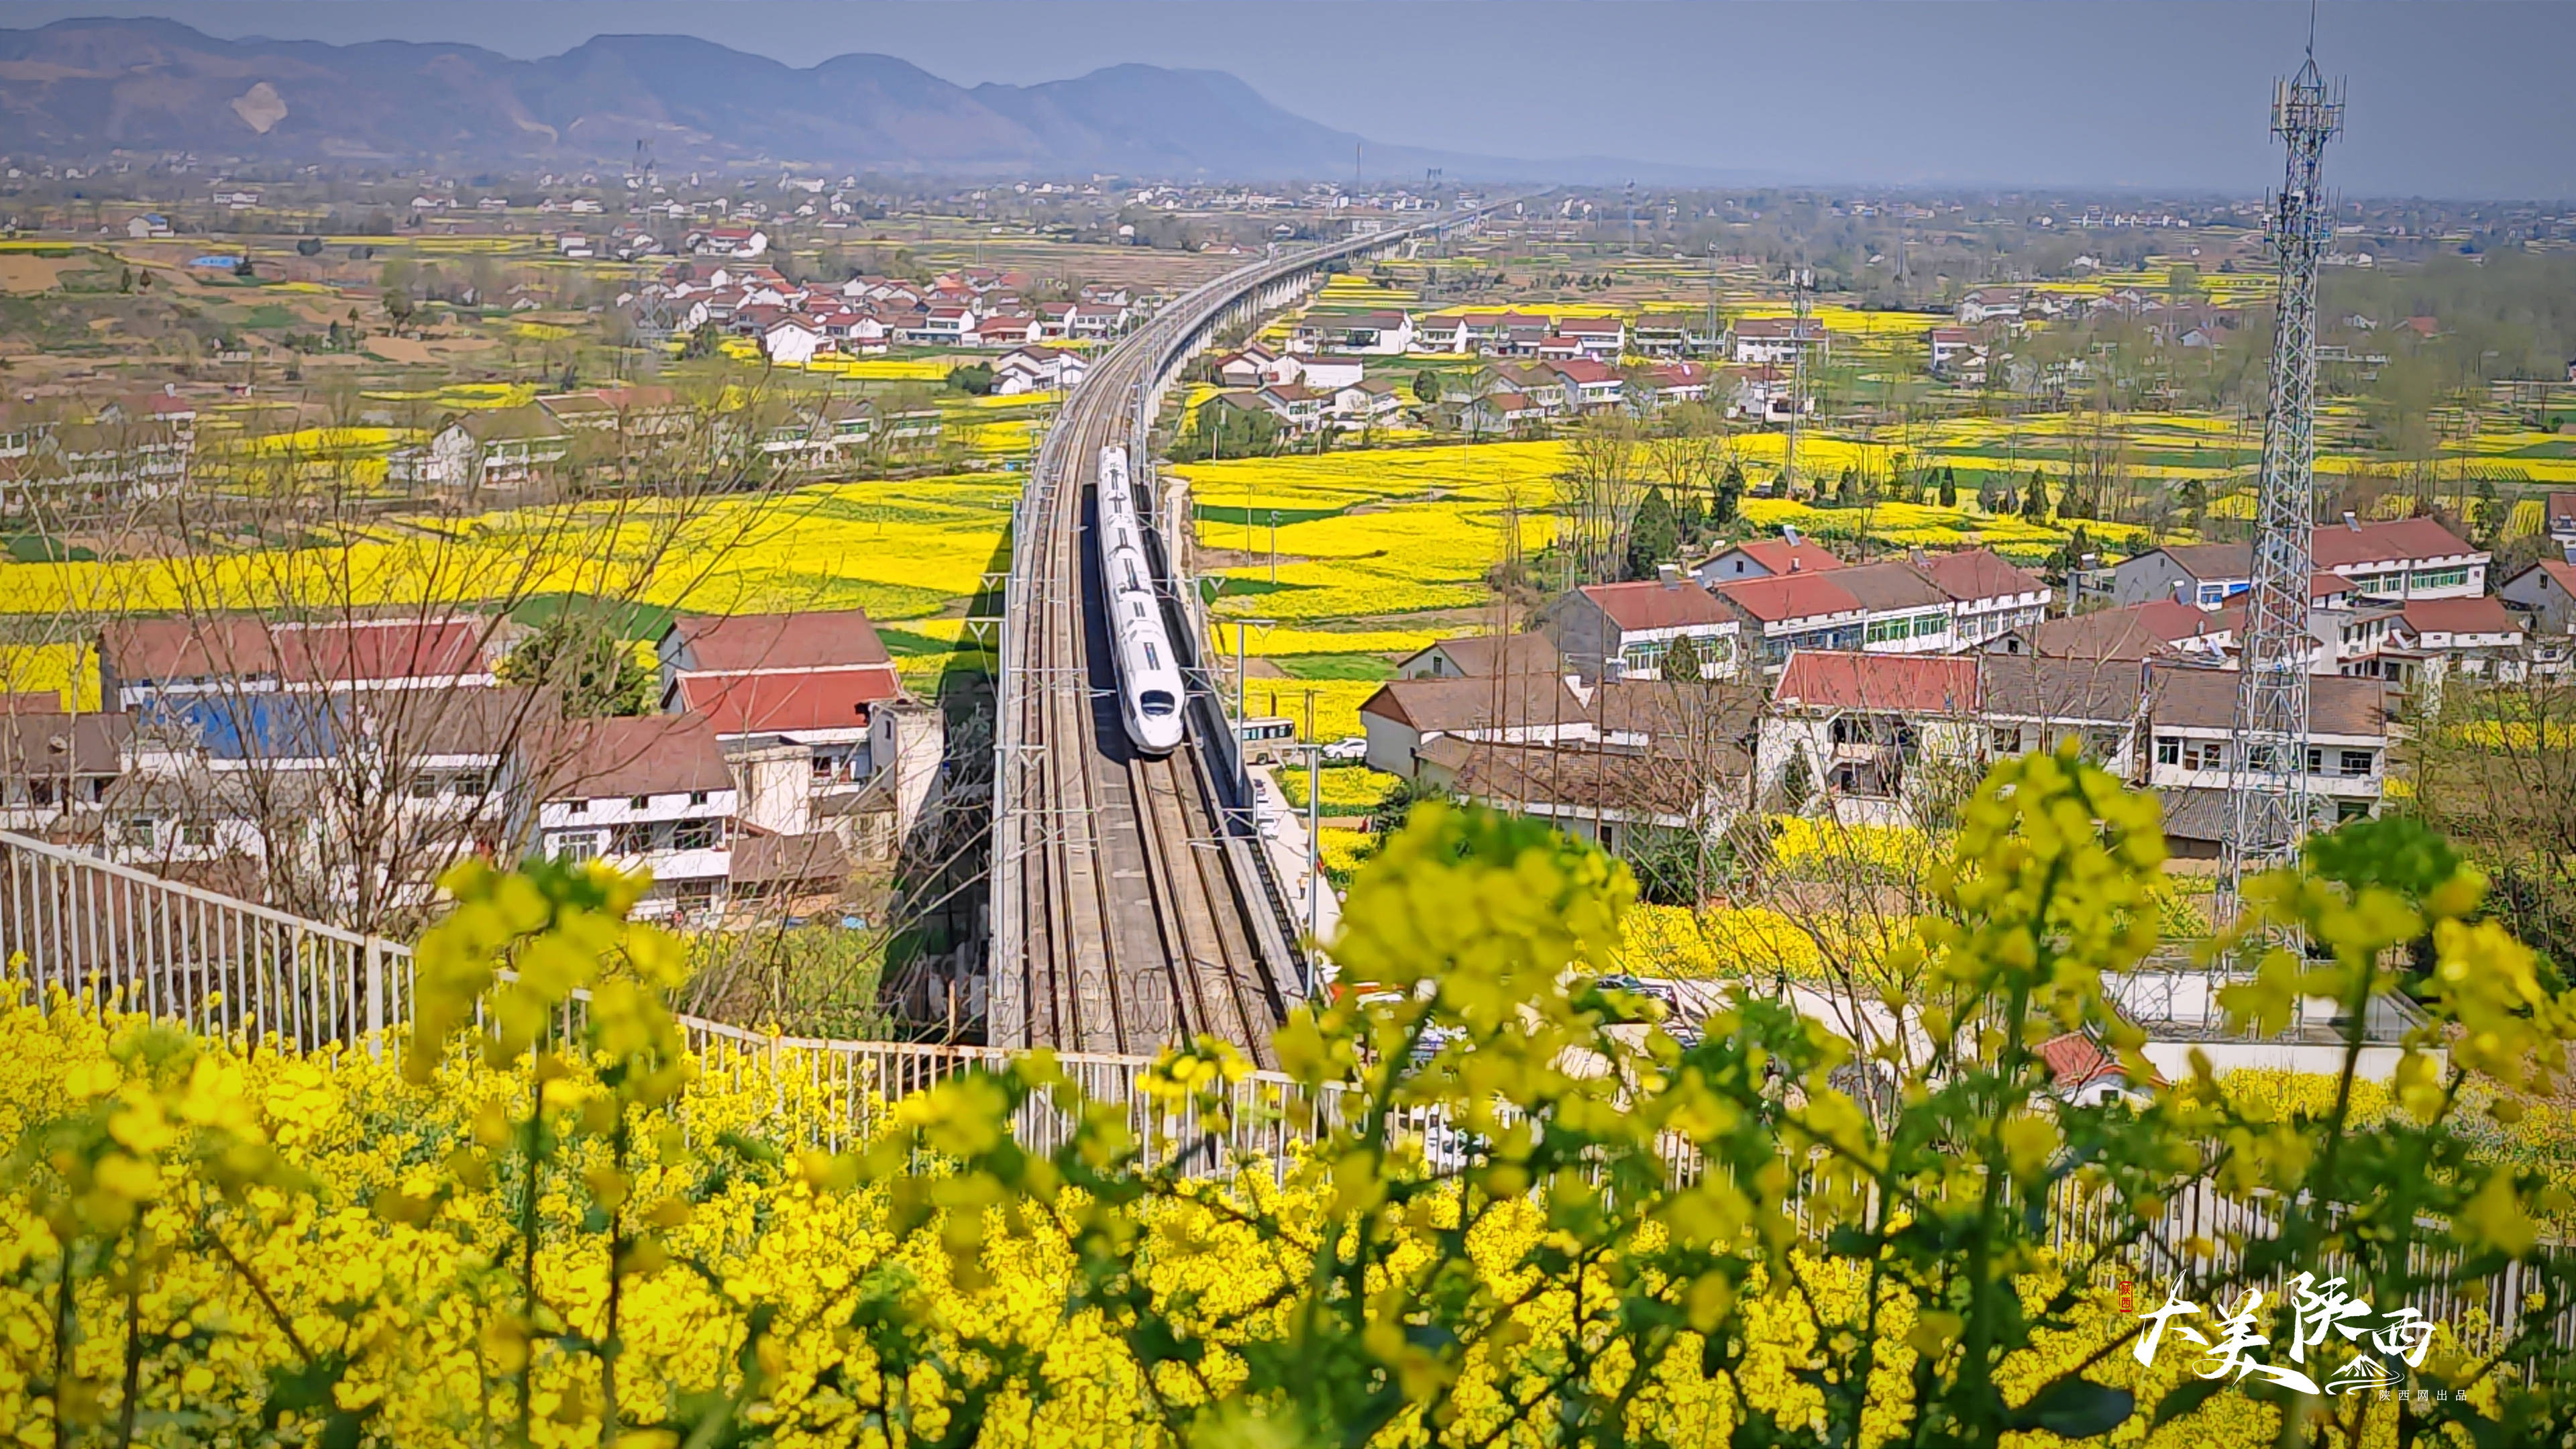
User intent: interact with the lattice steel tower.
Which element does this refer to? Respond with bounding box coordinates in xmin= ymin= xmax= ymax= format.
xmin=2224 ymin=53 xmax=2344 ymax=910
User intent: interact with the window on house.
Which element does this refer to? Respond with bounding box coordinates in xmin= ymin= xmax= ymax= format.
xmin=676 ymin=879 xmax=716 ymax=912
xmin=1913 ymin=612 xmax=1947 ymax=639
xmin=116 ymin=817 xmax=156 ymax=849
xmin=567 ymin=799 xmax=589 ymax=815
xmin=611 ymin=822 xmax=653 ymax=855
xmin=1864 ymin=616 xmax=1911 ymax=645
xmin=28 ymin=779 xmax=52 ymax=808
xmin=672 ymin=818 xmax=717 ymax=851
xmin=1991 ymin=726 xmax=2026 ymax=755
xmin=2410 ymin=567 xmax=2469 ymax=592
xmin=688 ymin=790 xmax=709 ymax=806
xmin=177 ymin=820 xmax=215 ymax=848
xmin=454 ymin=773 xmax=488 ymax=798
xmin=629 ymin=794 xmax=650 ymax=809
xmin=2339 ymin=749 xmax=2376 ymax=778
xmin=2157 ymin=736 xmax=2226 ymax=771
xmin=553 ymin=831 xmax=600 ymax=862
xmin=1621 ymin=639 xmax=1668 ymax=675
xmin=408 ymin=773 xmax=442 ymax=800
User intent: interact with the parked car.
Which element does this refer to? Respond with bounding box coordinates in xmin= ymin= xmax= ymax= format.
xmin=1322 ymin=736 xmax=1368 ymax=763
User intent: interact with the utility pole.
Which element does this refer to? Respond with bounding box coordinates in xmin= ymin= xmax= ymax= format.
xmin=2223 ymin=40 xmax=2343 ymax=920
xmin=1782 ymin=266 xmax=1813 ymax=496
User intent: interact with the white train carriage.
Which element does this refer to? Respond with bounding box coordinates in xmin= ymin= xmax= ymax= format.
xmin=1097 ymin=445 xmax=1186 ymax=755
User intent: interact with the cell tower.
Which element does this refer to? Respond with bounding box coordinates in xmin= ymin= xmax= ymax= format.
xmin=2223 ymin=46 xmax=2344 ymax=911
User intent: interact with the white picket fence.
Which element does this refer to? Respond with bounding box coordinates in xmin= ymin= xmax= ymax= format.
xmin=4 ymin=828 xmax=2569 ymax=1358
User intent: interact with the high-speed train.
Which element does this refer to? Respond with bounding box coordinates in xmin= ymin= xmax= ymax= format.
xmin=1097 ymin=446 xmax=1187 ymax=755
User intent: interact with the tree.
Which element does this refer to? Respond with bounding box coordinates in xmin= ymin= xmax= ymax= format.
xmin=2021 ymin=471 xmax=2051 ymax=522
xmin=1835 ymin=466 xmax=1862 ymax=508
xmin=680 ymin=321 xmax=722 ymax=360
xmin=296 ymin=236 xmax=325 ymax=258
xmin=1674 ymin=486 xmax=1705 ymax=541
xmin=1660 ymin=631 xmax=1705 ymax=683
xmin=1713 ymin=459 xmax=1744 ymax=527
xmin=1625 ymin=486 xmax=1679 ymax=580
xmin=2472 ymin=475 xmax=2503 ymax=546
xmin=382 ymin=287 xmax=416 ymax=335
xmin=233 ymin=256 xmax=257 ymax=280
xmin=1413 ymin=368 xmax=1443 ymax=406
xmin=496 ymin=612 xmax=655 ymax=718
xmin=1938 ymin=464 xmax=1958 ymax=508
xmin=2178 ymin=476 xmax=2208 ymax=528
xmin=1779 ymin=745 xmax=1815 ymax=810
xmin=947 ymin=362 xmax=995 ymax=396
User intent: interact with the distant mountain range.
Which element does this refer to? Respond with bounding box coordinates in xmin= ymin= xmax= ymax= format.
xmin=0 ymin=17 xmax=1752 ymax=184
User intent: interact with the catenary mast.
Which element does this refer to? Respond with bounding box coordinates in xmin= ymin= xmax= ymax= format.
xmin=2223 ymin=43 xmax=2344 ymax=914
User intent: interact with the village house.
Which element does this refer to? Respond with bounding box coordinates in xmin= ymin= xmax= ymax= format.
xmin=2141 ymin=665 xmax=2390 ymax=857
xmin=1406 ymin=316 xmax=1467 ymax=354
xmin=995 ymin=345 xmax=1087 ymax=394
xmin=1545 ymin=358 xmax=1627 ymax=412
xmin=1987 ymin=599 xmax=2233 ymax=663
xmin=99 ymin=616 xmax=494 ymax=710
xmin=2375 ymin=595 xmax=2530 ymax=685
xmin=1630 ymin=314 xmax=1698 ymax=356
xmin=0 ymin=711 xmax=131 ymax=835
xmin=523 ymin=713 xmax=738 ymax=922
xmin=2545 ymin=491 xmax=2576 ymax=558
xmin=1289 ymin=310 xmax=1413 ymax=356
xmin=1955 ymin=288 xmax=2028 ymax=327
xmin=1394 ymin=633 xmax=1564 ymax=682
xmin=1712 ymin=570 xmax=1872 ymax=667
xmin=1713 ymin=560 xmax=1960 ymax=665
xmin=1725 ymin=317 xmax=1829 ymax=366
xmin=1921 ymin=548 xmax=2052 ymax=646
xmin=1330 ymin=378 xmax=1405 ymax=430
xmin=1538 ymin=572 xmax=1744 ymax=682
xmin=685 ymin=226 xmax=769 ymax=258
xmin=1689 ymin=535 xmax=1845 ymax=586
xmin=1976 ymin=655 xmax=2148 ymax=773
xmin=1354 ymin=673 xmax=1594 ymax=779
xmin=2111 ymin=517 xmax=2487 ymax=608
xmin=1758 ymin=651 xmax=1983 ymax=826
xmin=411 ymin=406 xmax=575 ymax=492
xmin=1410 ymin=733 xmax=1748 ymax=857
xmin=2501 ymin=559 xmax=2576 ymax=636
xmin=1554 ymin=315 xmax=1625 ymax=358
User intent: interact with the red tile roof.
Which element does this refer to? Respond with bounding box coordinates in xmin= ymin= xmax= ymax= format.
xmin=1580 ymin=580 xmax=1734 ymax=631
xmin=1714 ymin=572 xmax=1862 ymax=623
xmin=1727 ymin=539 xmax=1843 ymax=576
xmin=103 ymin=616 xmax=488 ymax=686
xmin=542 ymin=713 xmax=733 ymax=799
xmin=2398 ymin=595 xmax=2522 ymax=637
xmin=677 ymin=669 xmax=899 ymax=734
xmin=2308 ymin=517 xmax=2479 ymax=570
xmin=1920 ymin=548 xmax=2043 ymax=604
xmin=1772 ymin=651 xmax=1980 ymax=714
xmin=667 ymin=611 xmax=892 ymax=672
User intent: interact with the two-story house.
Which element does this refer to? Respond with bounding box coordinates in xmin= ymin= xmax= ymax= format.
xmin=2141 ymin=665 xmax=2390 ymax=856
xmin=1536 ymin=572 xmax=1743 ymax=682
xmin=1689 ymin=535 xmax=1845 ymax=586
xmin=1726 ymin=317 xmax=1829 ymax=365
xmin=1759 ymin=651 xmax=1982 ymax=826
xmin=1922 ymin=548 xmax=2052 ymax=646
xmin=524 ymin=713 xmax=737 ymax=921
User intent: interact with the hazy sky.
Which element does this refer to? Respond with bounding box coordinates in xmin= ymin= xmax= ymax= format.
xmin=7 ymin=2 xmax=2575 ymax=197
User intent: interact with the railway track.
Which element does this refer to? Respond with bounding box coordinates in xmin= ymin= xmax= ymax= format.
xmin=991 ymin=210 xmax=1506 ymax=1060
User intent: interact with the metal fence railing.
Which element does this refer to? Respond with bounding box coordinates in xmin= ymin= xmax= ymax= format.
xmin=6 ymin=827 xmax=2571 ymax=1356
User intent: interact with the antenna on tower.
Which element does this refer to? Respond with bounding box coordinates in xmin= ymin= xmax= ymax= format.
xmin=2222 ymin=32 xmax=2345 ymax=921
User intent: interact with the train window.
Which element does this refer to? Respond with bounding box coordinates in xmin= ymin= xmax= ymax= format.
xmin=1130 ymin=600 xmax=1146 ymax=620
xmin=1140 ymin=690 xmax=1177 ymax=717
xmin=1142 ymin=641 xmax=1161 ymax=669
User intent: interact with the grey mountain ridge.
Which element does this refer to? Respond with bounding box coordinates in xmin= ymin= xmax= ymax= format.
xmin=0 ymin=16 xmax=1763 ymax=184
